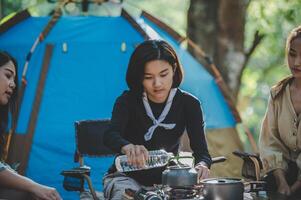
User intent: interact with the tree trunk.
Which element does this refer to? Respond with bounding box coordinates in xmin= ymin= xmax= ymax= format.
xmin=188 ymin=0 xmax=252 ymax=102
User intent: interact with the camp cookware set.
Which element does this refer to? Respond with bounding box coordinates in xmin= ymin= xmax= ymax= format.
xmin=161 ymin=155 xmax=265 ymax=200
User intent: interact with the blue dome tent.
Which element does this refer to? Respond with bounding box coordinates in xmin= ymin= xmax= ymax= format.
xmin=0 ymin=2 xmax=243 ymax=199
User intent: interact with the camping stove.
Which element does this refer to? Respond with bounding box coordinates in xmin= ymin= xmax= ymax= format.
xmin=159 ymin=181 xmax=267 ymax=200
xmin=167 ymin=187 xmax=199 ymax=199
xmin=163 ymin=185 xmax=203 ymax=200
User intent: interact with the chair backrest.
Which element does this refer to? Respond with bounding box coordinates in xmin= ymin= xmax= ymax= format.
xmin=233 ymin=150 xmax=262 ymax=181
xmin=74 ymin=119 xmax=115 ymax=163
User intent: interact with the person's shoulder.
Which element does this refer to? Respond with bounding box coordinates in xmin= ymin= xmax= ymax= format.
xmin=177 ymin=89 xmax=200 ymax=105
xmin=115 ymin=90 xmax=139 ymax=105
xmin=270 ymin=75 xmax=293 ymax=100
xmin=117 ymin=90 xmax=137 ymax=99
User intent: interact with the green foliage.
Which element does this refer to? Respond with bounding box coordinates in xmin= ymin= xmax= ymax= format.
xmin=239 ymin=0 xmax=301 ymax=147
xmin=1 ymin=0 xmax=22 ymax=17
xmin=124 ymin=0 xmax=189 ymax=36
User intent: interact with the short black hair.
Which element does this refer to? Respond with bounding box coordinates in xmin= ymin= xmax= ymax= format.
xmin=126 ymin=40 xmax=183 ymax=95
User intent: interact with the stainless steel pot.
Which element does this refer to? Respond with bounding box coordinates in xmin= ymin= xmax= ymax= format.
xmin=201 ymin=178 xmax=244 ymax=200
xmin=162 ymin=156 xmax=197 ymax=187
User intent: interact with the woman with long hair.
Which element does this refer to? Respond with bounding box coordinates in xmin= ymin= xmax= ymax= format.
xmin=0 ymin=51 xmax=62 ymax=200
xmin=259 ymin=26 xmax=301 ymax=198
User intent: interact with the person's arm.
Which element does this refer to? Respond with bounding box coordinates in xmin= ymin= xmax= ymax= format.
xmin=121 ymin=144 xmax=149 ymax=168
xmin=103 ymin=93 xmax=131 ymax=153
xmin=103 ymin=92 xmax=148 ymax=167
xmin=272 ymin=168 xmax=291 ymax=195
xmin=259 ymin=95 xmax=290 ymax=195
xmin=185 ymin=96 xmax=211 ymax=180
xmin=290 ymin=180 xmax=301 ymax=194
xmin=0 ymin=168 xmax=61 ymax=200
xmin=290 ymin=154 xmax=301 ymax=194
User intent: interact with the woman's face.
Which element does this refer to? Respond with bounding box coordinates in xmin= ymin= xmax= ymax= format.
xmin=0 ymin=61 xmax=16 ymax=105
xmin=288 ymin=37 xmax=301 ymax=79
xmin=142 ymin=60 xmax=174 ymax=103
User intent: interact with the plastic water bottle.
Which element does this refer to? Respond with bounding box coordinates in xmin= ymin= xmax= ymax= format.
xmin=115 ymin=149 xmax=173 ymax=172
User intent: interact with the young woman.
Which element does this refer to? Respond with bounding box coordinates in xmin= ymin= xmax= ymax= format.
xmin=259 ymin=26 xmax=301 ymax=197
xmin=0 ymin=51 xmax=62 ymax=200
xmin=103 ymin=40 xmax=212 ymax=199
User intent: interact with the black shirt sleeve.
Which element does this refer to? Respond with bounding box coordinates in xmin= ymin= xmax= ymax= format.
xmin=185 ymin=96 xmax=212 ymax=168
xmin=103 ymin=92 xmax=131 ymax=153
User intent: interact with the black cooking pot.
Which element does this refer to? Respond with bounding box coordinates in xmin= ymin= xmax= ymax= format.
xmin=201 ymin=178 xmax=244 ymax=200
xmin=162 ymin=156 xmax=197 ymax=187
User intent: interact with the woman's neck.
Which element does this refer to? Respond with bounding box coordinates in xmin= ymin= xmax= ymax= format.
xmin=292 ymin=78 xmax=301 ymax=89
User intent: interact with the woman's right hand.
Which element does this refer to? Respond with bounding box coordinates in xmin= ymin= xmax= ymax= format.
xmin=273 ymin=169 xmax=291 ymax=196
xmin=121 ymin=144 xmax=149 ymax=168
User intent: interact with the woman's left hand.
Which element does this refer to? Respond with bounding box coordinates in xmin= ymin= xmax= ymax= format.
xmin=195 ymin=162 xmax=210 ymax=182
xmin=30 ymin=184 xmax=62 ymax=200
xmin=290 ymin=180 xmax=301 ymax=194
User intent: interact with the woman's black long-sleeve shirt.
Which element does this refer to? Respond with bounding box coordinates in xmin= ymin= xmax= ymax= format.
xmin=103 ymin=89 xmax=211 ymax=186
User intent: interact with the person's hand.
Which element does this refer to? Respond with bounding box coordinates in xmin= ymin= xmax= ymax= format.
xmin=195 ymin=162 xmax=210 ymax=182
xmin=277 ymin=181 xmax=291 ymax=196
xmin=273 ymin=169 xmax=291 ymax=196
xmin=121 ymin=144 xmax=149 ymax=168
xmin=30 ymin=184 xmax=62 ymax=200
xmin=290 ymin=180 xmax=301 ymax=194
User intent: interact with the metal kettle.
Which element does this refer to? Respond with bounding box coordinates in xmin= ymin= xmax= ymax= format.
xmin=162 ymin=156 xmax=198 ymax=187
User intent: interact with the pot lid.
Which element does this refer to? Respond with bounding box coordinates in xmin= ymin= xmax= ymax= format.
xmin=201 ymin=178 xmax=242 ymax=185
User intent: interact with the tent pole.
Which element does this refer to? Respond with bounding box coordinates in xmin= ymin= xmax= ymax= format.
xmin=20 ymin=44 xmax=54 ymax=175
xmin=17 ymin=0 xmax=64 ymax=123
xmin=0 ymin=9 xmax=31 ymax=34
xmin=121 ymin=9 xmax=150 ymax=40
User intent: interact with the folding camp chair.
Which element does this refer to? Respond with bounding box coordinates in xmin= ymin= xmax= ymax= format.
xmin=233 ymin=150 xmax=263 ymax=181
xmin=232 ymin=150 xmax=267 ymax=195
xmin=233 ymin=151 xmax=301 ymax=199
xmin=61 ymin=119 xmax=114 ymax=200
xmin=61 ymin=119 xmax=227 ymax=200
